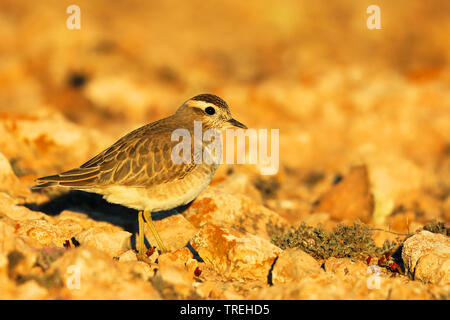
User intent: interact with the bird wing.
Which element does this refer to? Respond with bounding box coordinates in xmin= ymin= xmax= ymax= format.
xmin=33 ymin=121 xmax=197 ymax=189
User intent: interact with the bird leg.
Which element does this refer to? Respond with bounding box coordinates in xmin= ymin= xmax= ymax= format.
xmin=137 ymin=210 xmax=146 ymax=255
xmin=143 ymin=210 xmax=168 ymax=253
xmin=136 ymin=211 xmax=155 ymax=264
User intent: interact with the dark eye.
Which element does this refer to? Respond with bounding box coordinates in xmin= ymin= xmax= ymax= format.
xmin=205 ymin=107 xmax=215 ymax=115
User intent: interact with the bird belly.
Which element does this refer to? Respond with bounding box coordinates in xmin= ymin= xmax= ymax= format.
xmin=92 ymin=166 xmax=216 ymax=212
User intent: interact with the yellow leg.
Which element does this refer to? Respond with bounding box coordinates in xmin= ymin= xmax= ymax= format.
xmin=137 ymin=210 xmax=146 ymax=255
xmin=143 ymin=210 xmax=168 ymax=253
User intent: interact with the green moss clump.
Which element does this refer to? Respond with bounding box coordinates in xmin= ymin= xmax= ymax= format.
xmin=271 ymin=222 xmax=397 ymax=261
xmin=422 ymin=221 xmax=450 ymax=236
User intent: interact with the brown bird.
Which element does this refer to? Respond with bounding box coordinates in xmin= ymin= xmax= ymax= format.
xmin=32 ymin=94 xmax=247 ymax=257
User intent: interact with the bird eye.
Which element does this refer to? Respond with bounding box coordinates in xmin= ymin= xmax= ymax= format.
xmin=205 ymin=107 xmax=215 ymax=115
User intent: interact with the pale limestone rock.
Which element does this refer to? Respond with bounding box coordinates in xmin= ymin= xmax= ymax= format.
xmin=165 ymin=247 xmax=200 ymax=275
xmin=0 ymin=221 xmax=54 ymax=299
xmin=190 ymin=223 xmax=281 ymax=281
xmin=0 ymin=273 xmax=49 ymax=300
xmin=120 ymin=260 xmax=154 ymax=281
xmin=0 ymin=220 xmax=38 ymax=273
xmin=0 ymin=195 xmax=131 ymax=252
xmin=272 ymin=248 xmax=323 ymax=284
xmin=0 ymin=192 xmax=49 ymax=221
xmin=145 ymin=214 xmax=197 ymax=251
xmin=313 ymin=165 xmax=373 ymax=222
xmin=54 ymin=210 xmax=107 ymax=230
xmin=0 ymin=152 xmax=30 ymax=198
xmin=212 ymin=171 xmax=263 ymax=204
xmin=54 ymin=210 xmax=127 ymax=243
xmin=158 ymin=247 xmax=193 ymax=269
xmin=84 ymin=76 xmax=153 ymax=121
xmin=402 ymin=231 xmax=450 ymax=285
xmin=183 ymin=186 xmax=288 ymax=240
xmin=117 ymin=249 xmax=138 ymax=262
xmin=156 ymin=248 xmax=200 ymax=297
xmin=0 ymin=273 xmax=18 ymax=299
xmin=367 ymin=155 xmax=424 ymax=224
xmin=193 ymin=280 xmax=218 ymax=299
xmin=250 ymin=274 xmax=354 ymax=299
xmin=51 ymin=247 xmax=161 ymax=299
xmin=52 ymin=216 xmax=85 ymax=237
xmin=0 ymin=110 xmax=109 ymax=176
xmin=157 ymin=264 xmax=195 ymax=297
xmin=324 ymin=257 xmax=369 ymax=278
xmin=74 ymin=226 xmax=131 ymax=257
xmin=250 ymin=273 xmax=436 ymax=300
xmin=15 ymin=219 xmax=63 ymax=246
xmin=15 ymin=280 xmax=49 ymax=300
xmin=192 ymin=278 xmax=249 ymax=300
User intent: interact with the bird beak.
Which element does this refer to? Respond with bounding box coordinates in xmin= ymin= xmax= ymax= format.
xmin=227 ymin=118 xmax=247 ymax=129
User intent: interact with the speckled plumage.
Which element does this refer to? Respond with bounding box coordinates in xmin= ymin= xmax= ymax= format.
xmin=33 ymin=94 xmax=246 ymax=213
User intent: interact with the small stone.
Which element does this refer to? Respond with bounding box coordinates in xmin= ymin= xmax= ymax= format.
xmin=250 ymin=274 xmax=353 ymax=299
xmin=184 ymin=187 xmax=288 ymax=240
xmin=0 ymin=193 xmax=48 ymax=221
xmin=213 ymin=170 xmax=263 ymax=203
xmin=313 ymin=165 xmax=373 ymax=222
xmin=402 ymin=230 xmax=450 ymax=285
xmin=15 ymin=280 xmax=49 ymax=299
xmin=0 ymin=221 xmax=38 ymax=272
xmin=84 ymin=75 xmax=153 ymax=121
xmin=145 ymin=214 xmax=197 ymax=251
xmin=120 ymin=261 xmax=154 ymax=281
xmin=367 ymin=155 xmax=424 ymax=225
xmin=0 ymin=110 xmax=109 ymax=179
xmin=54 ymin=211 xmax=101 ymax=230
xmin=118 ymin=250 xmax=138 ymax=262
xmin=13 ymin=218 xmax=65 ymax=247
xmin=250 ymin=273 xmax=436 ymax=300
xmin=324 ymin=257 xmax=368 ymax=278
xmin=74 ymin=226 xmax=131 ymax=257
xmin=272 ymin=248 xmax=323 ymax=284
xmin=158 ymin=247 xmax=193 ymax=269
xmin=190 ymin=223 xmax=281 ymax=281
xmin=51 ymin=247 xmax=161 ymax=299
xmin=0 ymin=152 xmax=30 ymax=198
xmin=156 ymin=265 xmax=195 ymax=298
xmin=155 ymin=248 xmax=198 ymax=298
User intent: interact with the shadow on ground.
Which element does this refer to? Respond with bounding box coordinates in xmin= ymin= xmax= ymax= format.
xmin=24 ymin=190 xmax=193 ymax=251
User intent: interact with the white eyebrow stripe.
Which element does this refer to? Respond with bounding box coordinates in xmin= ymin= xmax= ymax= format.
xmin=186 ymin=100 xmax=216 ymax=110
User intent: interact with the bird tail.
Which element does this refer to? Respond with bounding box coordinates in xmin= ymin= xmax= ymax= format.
xmin=31 ymin=167 xmax=100 ymax=190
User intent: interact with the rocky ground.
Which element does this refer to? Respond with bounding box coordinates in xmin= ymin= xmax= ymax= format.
xmin=0 ymin=0 xmax=449 ymax=299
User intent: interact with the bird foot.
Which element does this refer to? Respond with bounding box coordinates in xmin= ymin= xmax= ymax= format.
xmin=136 ymin=252 xmax=153 ymax=264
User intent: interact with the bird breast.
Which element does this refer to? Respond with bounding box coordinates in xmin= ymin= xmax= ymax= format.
xmin=94 ymin=163 xmax=218 ymax=212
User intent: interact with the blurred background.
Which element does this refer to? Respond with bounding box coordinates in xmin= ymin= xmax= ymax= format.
xmin=0 ymin=0 xmax=449 ymax=230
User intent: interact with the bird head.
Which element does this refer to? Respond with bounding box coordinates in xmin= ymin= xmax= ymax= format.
xmin=176 ymin=93 xmax=247 ymax=130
